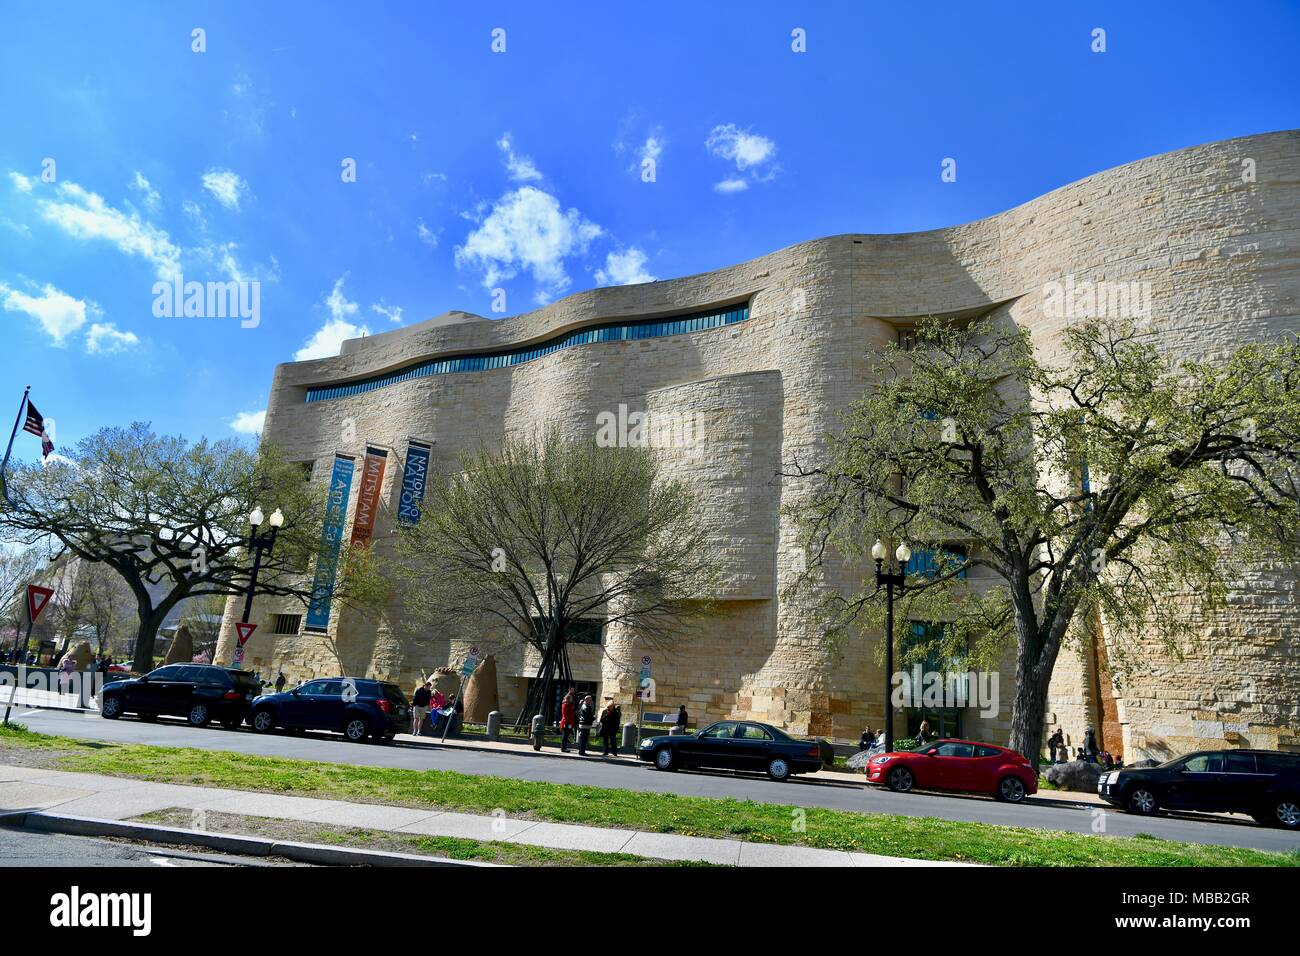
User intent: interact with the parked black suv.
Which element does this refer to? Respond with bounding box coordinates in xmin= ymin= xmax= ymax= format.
xmin=247 ymin=677 xmax=408 ymax=743
xmin=99 ymin=664 xmax=262 ymax=728
xmin=1099 ymin=749 xmax=1300 ymax=828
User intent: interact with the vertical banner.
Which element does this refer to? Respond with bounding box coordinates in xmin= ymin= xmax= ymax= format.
xmin=305 ymin=452 xmax=356 ymax=633
xmin=396 ymin=438 xmax=432 ymax=525
xmin=349 ymin=445 xmax=389 ymax=546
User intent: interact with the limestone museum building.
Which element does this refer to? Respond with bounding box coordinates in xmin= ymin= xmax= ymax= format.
xmin=215 ymin=130 xmax=1300 ymax=760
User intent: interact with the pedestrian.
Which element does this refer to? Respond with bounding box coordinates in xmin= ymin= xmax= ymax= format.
xmin=675 ymin=704 xmax=688 ymax=732
xmin=915 ymin=719 xmax=934 ymax=747
xmin=59 ymin=655 xmax=76 ymax=695
xmin=274 ymin=670 xmax=287 ymax=693
xmin=577 ymin=694 xmax=595 ymax=755
xmin=559 ymin=689 xmax=576 ymax=752
xmin=1047 ymin=728 xmax=1064 ymax=763
xmin=859 ymin=727 xmax=875 ymax=752
xmin=599 ymin=698 xmax=619 ymax=756
xmin=1083 ymin=727 xmax=1099 ymax=763
xmin=411 ymin=681 xmax=432 ymax=735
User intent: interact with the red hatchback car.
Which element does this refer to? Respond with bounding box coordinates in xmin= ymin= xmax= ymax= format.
xmin=866 ymin=739 xmax=1038 ymax=803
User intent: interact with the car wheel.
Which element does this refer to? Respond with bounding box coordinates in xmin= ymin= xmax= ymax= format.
xmin=343 ymin=717 xmax=370 ymax=743
xmin=100 ymin=696 xmax=122 ymax=719
xmin=250 ymin=709 xmax=276 ymax=733
xmin=766 ymin=756 xmax=792 ymax=781
xmin=1126 ymin=786 xmax=1159 ymax=815
xmin=187 ymin=703 xmax=211 ymax=727
xmin=654 ymin=746 xmax=676 ymax=771
xmin=886 ymin=766 xmax=915 ymax=793
xmin=1270 ymin=798 xmax=1300 ymax=830
xmin=996 ymin=775 xmax=1027 ymax=803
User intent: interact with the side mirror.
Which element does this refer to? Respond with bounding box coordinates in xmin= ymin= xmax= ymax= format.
xmin=926 ymin=748 xmax=939 ymax=756
xmin=290 ymin=688 xmax=300 ymax=696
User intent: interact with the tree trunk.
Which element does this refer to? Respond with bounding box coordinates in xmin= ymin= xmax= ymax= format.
xmin=1008 ymin=657 xmax=1051 ymax=771
xmin=131 ymin=608 xmax=168 ymax=673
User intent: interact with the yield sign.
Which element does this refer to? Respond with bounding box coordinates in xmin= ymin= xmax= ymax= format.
xmin=26 ymin=584 xmax=54 ymax=622
xmin=234 ymin=622 xmax=257 ymax=646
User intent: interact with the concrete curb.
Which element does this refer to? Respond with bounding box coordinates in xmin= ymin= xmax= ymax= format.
xmin=0 ymin=811 xmax=499 ymax=867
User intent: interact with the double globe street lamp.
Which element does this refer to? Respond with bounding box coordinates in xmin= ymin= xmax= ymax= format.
xmin=872 ymin=537 xmax=911 ymax=753
xmin=238 ymin=505 xmax=284 ymax=643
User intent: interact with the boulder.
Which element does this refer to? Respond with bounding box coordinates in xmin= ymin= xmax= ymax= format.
xmin=1126 ymin=758 xmax=1160 ymax=770
xmin=426 ymin=666 xmax=460 ymax=701
xmin=845 ymin=750 xmax=874 ymax=771
xmin=71 ymin=641 xmax=95 ymax=671
xmin=1045 ymin=759 xmax=1104 ymax=791
xmin=164 ymin=625 xmax=193 ymax=665
xmin=461 ymin=654 xmax=499 ymax=724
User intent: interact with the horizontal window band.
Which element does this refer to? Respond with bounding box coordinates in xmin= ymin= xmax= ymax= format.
xmin=304 ymin=303 xmax=749 ymax=403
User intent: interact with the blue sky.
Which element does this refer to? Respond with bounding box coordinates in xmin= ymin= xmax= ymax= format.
xmin=1 ymin=0 xmax=1297 ymax=458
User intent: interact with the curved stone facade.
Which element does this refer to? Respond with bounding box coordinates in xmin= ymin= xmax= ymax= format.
xmin=216 ymin=129 xmax=1300 ymax=758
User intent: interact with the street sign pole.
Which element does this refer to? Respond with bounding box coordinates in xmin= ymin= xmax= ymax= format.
xmin=3 ymin=615 xmax=36 ymax=725
xmin=3 ymin=585 xmax=52 ymax=725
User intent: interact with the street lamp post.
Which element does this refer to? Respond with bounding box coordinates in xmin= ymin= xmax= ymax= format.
xmin=233 ymin=506 xmax=283 ymax=664
xmin=872 ymin=538 xmax=911 ymax=753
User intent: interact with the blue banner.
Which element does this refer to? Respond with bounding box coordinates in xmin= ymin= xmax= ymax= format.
xmin=396 ymin=439 xmax=431 ymax=525
xmin=305 ymin=453 xmax=356 ymax=632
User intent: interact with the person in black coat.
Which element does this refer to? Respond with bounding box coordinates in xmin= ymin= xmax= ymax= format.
xmin=675 ymin=705 xmax=688 ymax=731
xmin=577 ymin=695 xmax=595 ymax=755
xmin=599 ymin=699 xmax=620 ymax=756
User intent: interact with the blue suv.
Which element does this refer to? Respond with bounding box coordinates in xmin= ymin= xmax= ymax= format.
xmin=248 ymin=677 xmax=408 ymax=743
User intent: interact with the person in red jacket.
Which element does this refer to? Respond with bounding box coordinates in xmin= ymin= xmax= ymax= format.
xmin=559 ymin=689 xmax=577 ymax=752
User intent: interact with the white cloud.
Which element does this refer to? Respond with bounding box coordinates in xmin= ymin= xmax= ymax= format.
xmin=84 ymin=322 xmax=140 ymax=355
xmin=294 ymin=277 xmax=371 ymax=360
xmin=34 ymin=180 xmax=182 ymax=280
xmin=201 ymin=168 xmax=248 ymax=210
xmin=595 ymin=247 xmax=655 ymax=286
xmin=455 ymin=186 xmax=602 ymax=298
xmin=706 ymin=124 xmax=777 ymax=170
xmin=9 ymin=171 xmax=33 ymax=193
xmin=498 ymin=133 xmax=543 ymax=183
xmin=417 ymin=218 xmax=438 ymax=247
xmin=370 ymin=300 xmax=403 ymax=324
xmin=229 ymin=409 xmax=267 ymax=435
xmin=706 ymin=124 xmax=779 ymax=192
xmin=129 ymin=171 xmax=161 ymax=210
xmin=0 ymin=281 xmax=98 ymax=345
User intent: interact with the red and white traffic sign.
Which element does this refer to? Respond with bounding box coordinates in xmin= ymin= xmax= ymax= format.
xmin=234 ymin=622 xmax=257 ymax=646
xmin=26 ymin=584 xmax=54 ymax=622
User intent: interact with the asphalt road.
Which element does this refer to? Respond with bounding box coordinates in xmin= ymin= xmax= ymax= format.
xmin=13 ymin=707 xmax=1300 ymax=854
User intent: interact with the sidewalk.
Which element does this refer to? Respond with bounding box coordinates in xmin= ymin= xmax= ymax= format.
xmin=0 ymin=764 xmax=973 ymax=867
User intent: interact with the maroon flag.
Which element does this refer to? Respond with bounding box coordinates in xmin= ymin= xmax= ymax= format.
xmin=22 ymin=399 xmax=53 ymax=458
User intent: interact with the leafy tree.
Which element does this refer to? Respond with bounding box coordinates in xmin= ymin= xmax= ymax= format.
xmin=0 ymin=424 xmax=387 ymax=672
xmin=790 ymin=317 xmax=1300 ymax=766
xmin=0 ymin=545 xmax=46 ymax=660
xmin=391 ymin=427 xmax=721 ymax=724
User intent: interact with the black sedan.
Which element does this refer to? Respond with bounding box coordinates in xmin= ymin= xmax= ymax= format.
xmin=1099 ymin=749 xmax=1300 ymax=829
xmin=637 ymin=720 xmax=827 ymax=781
xmin=99 ymin=663 xmax=262 ymax=728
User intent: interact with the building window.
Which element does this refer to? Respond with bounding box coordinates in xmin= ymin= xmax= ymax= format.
xmin=901 ymin=621 xmax=966 ymax=739
xmin=532 ymin=618 xmax=604 ymax=645
xmin=905 ymin=544 xmax=969 ymax=579
xmin=272 ymin=614 xmax=302 ymax=635
xmin=898 ymin=328 xmax=917 ymax=351
xmin=304 ymin=302 xmax=750 ymax=403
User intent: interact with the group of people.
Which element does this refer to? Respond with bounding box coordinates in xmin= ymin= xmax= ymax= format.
xmin=1047 ymin=727 xmax=1123 ymax=769
xmin=858 ymin=719 xmax=937 ymax=753
xmin=558 ymin=688 xmax=623 ymax=756
xmin=0 ymin=649 xmax=118 ymax=670
xmin=409 ymin=680 xmax=452 ymax=736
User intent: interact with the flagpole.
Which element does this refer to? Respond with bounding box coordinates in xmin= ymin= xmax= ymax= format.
xmin=0 ymin=386 xmax=30 ymax=507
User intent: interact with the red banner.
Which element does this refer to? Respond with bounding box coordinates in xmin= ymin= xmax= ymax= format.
xmin=349 ymin=445 xmax=389 ymax=546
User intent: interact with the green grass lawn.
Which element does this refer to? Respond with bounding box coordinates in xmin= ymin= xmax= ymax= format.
xmin=2 ymin=723 xmax=1295 ymax=867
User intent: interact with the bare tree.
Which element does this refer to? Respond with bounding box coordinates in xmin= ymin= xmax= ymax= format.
xmin=0 ymin=424 xmax=387 ymax=671
xmin=391 ymin=428 xmax=721 ymax=724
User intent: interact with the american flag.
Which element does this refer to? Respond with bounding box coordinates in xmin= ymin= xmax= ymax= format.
xmin=22 ymin=399 xmax=53 ymax=458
